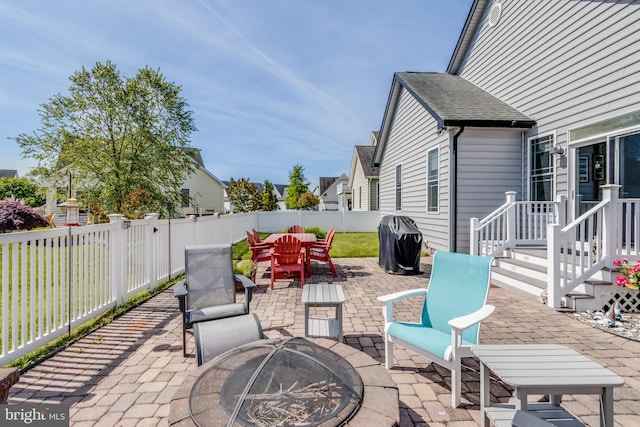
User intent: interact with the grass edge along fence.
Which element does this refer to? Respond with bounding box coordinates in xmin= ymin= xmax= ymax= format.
xmin=6 ymin=275 xmax=182 ymax=371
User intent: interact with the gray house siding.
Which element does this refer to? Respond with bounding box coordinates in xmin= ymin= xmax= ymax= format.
xmin=455 ymin=129 xmax=524 ymax=253
xmin=368 ymin=180 xmax=379 ymax=210
xmin=454 ymin=0 xmax=640 ymax=209
xmin=351 ymin=158 xmax=370 ymax=211
xmin=378 ymin=88 xmax=451 ymax=252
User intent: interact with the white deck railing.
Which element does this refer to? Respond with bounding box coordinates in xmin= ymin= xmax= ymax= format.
xmin=470 ymin=191 xmax=564 ymax=257
xmin=472 ymin=186 xmax=640 ymax=309
xmin=547 ymin=199 xmax=608 ymax=309
xmin=0 ymin=210 xmax=379 ymax=366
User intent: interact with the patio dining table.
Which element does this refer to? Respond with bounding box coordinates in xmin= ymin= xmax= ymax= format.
xmin=263 ymin=232 xmax=318 ymax=276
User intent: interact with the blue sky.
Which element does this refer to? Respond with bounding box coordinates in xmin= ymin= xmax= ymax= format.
xmin=1 ymin=0 xmax=472 ymax=188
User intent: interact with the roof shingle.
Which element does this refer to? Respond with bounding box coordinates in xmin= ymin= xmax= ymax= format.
xmin=395 ymin=72 xmax=534 ymax=127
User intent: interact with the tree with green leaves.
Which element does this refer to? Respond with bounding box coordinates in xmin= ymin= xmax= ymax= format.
xmin=260 ymin=180 xmax=279 ymax=211
xmin=227 ymin=178 xmax=259 ymax=212
xmin=285 ymin=164 xmax=310 ymax=209
xmin=14 ymin=60 xmax=197 ymax=214
xmin=0 ymin=177 xmax=45 ymax=207
xmin=297 ymin=191 xmax=319 ymax=210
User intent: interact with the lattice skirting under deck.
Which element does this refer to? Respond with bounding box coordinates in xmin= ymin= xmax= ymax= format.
xmin=601 ymin=291 xmax=640 ymax=313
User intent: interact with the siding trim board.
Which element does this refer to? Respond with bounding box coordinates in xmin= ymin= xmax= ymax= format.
xmin=447 ymin=0 xmax=489 ymax=74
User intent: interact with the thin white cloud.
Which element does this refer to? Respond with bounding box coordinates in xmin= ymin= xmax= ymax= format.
xmin=190 ymin=0 xmax=360 ymax=125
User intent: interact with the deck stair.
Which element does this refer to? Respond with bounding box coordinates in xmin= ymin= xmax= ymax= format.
xmin=491 ymin=246 xmax=614 ymax=312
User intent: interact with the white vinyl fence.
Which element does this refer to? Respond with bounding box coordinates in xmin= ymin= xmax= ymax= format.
xmin=0 ymin=210 xmax=379 ymax=366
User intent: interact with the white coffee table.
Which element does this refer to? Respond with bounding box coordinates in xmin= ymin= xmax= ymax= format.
xmin=301 ymin=284 xmax=345 ymax=342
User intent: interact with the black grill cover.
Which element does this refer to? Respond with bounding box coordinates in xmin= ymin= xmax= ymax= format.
xmin=378 ymin=216 xmax=422 ymax=275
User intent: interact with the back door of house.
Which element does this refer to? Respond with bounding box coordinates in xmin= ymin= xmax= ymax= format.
xmin=574 ymin=131 xmax=640 ymax=216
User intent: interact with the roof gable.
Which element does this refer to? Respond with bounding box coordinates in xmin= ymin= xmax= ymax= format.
xmin=354 ymin=146 xmax=379 ymax=178
xmin=319 ymin=174 xmax=348 ymax=196
xmin=373 ymin=72 xmax=534 ymax=165
xmin=447 ymin=0 xmax=488 ymax=75
xmin=395 ymin=72 xmax=534 ymax=128
xmin=319 ymin=177 xmax=338 ymax=195
xmin=0 ymin=170 xmax=19 ymax=179
xmin=189 ymin=157 xmax=225 ymax=187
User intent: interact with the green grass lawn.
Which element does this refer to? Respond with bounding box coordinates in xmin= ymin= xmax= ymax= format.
xmin=232 ymin=232 xmax=379 ymax=260
xmin=329 ymin=232 xmax=378 ymax=257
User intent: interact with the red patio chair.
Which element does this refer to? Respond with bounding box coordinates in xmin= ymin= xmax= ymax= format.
xmin=270 ymin=235 xmax=305 ymax=289
xmin=246 ymin=230 xmax=270 ymax=264
xmin=251 ymin=228 xmax=262 ymax=244
xmin=313 ymin=227 xmax=336 ymax=246
xmin=287 ymin=224 xmax=304 ymax=233
xmin=309 ymin=228 xmax=337 ymax=276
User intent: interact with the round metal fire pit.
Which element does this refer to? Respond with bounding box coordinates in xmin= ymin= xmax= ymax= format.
xmin=188 ymin=337 xmax=364 ymax=427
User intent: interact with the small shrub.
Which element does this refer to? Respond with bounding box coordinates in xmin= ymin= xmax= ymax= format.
xmin=233 ymin=259 xmax=257 ymax=277
xmin=122 ymin=189 xmax=154 ymax=219
xmin=304 ymin=227 xmax=326 ymax=239
xmin=0 ymin=199 xmax=49 ymax=233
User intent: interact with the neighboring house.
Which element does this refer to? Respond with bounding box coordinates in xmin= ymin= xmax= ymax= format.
xmin=373 ymin=0 xmax=640 ymax=310
xmin=223 ymin=180 xmax=288 ymax=213
xmin=179 ymin=149 xmax=225 ymax=217
xmin=273 ymin=184 xmax=288 ymax=211
xmin=317 ymin=174 xmax=349 ymax=211
xmin=349 ymin=132 xmax=380 ymax=211
xmin=39 ymin=149 xmax=224 ymax=220
xmin=0 ymin=170 xmax=19 ymax=179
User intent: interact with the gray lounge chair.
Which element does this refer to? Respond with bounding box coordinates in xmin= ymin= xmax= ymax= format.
xmin=174 ymin=244 xmax=263 ymax=362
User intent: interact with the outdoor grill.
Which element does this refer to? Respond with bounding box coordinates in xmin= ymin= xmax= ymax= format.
xmin=188 ymin=337 xmax=364 ymax=427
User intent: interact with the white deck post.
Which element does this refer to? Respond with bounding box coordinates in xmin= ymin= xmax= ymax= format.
xmin=470 ymin=217 xmax=479 ymax=255
xmin=601 ymin=185 xmax=620 ymax=268
xmin=547 ymin=223 xmax=562 ymax=309
xmin=556 ymin=194 xmax=566 ymax=227
xmin=505 ymin=191 xmax=517 ymax=247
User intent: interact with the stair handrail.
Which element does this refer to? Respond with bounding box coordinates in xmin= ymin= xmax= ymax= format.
xmin=547 ymin=185 xmax=619 ymax=309
xmin=477 ymin=201 xmax=512 ymax=227
xmin=471 ymin=192 xmax=563 ymax=257
xmin=471 ymin=192 xmax=517 ymax=256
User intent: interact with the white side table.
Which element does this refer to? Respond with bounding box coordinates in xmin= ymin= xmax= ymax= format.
xmin=471 ymin=344 xmax=624 ymax=427
xmin=301 ymin=284 xmax=345 ymax=341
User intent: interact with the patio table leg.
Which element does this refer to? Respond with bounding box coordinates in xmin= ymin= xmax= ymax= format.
xmin=601 ymin=386 xmax=614 ymax=427
xmin=480 ymin=362 xmax=490 ymax=427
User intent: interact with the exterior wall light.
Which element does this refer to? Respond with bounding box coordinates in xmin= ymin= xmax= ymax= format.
xmin=550 ymin=144 xmax=566 ymax=157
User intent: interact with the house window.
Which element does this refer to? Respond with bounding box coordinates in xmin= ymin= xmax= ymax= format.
xmin=395 ymin=164 xmax=402 ymax=211
xmin=181 ymin=188 xmax=190 ymax=207
xmin=529 ymin=134 xmax=554 ymax=201
xmin=358 ymin=187 xmax=362 ymax=210
xmin=578 ymin=155 xmax=589 ymax=183
xmin=426 ymin=148 xmax=439 ymax=212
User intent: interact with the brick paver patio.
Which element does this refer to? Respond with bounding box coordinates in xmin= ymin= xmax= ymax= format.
xmin=7 ymin=257 xmax=640 ymax=426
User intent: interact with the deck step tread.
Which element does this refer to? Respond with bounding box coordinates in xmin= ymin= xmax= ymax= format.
xmin=496 ymin=257 xmax=547 ymax=273
xmin=492 ymin=266 xmax=546 ymax=290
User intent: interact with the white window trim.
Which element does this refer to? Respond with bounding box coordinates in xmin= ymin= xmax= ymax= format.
xmin=426 ymin=147 xmax=440 ymax=214
xmin=181 ymin=188 xmax=190 ymax=208
xmin=526 ymin=130 xmax=557 ymax=202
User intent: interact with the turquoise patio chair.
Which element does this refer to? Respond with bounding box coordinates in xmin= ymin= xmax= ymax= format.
xmin=378 ymin=250 xmax=494 ymax=407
